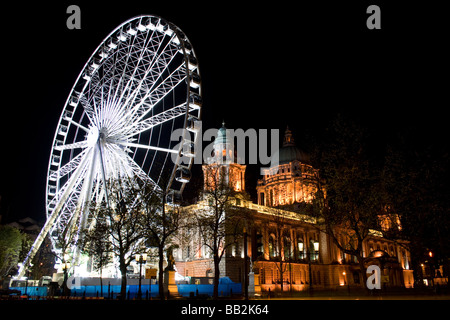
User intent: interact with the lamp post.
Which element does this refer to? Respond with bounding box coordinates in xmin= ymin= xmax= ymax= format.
xmin=243 ymin=227 xmax=248 ymax=300
xmin=135 ymin=253 xmax=147 ymax=300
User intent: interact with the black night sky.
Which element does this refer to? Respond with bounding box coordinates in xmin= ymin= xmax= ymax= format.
xmin=0 ymin=1 xmax=448 ymax=224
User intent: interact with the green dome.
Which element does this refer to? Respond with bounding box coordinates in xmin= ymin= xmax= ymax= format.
xmin=214 ymin=122 xmax=231 ymax=145
xmin=273 ymin=127 xmax=309 ymax=164
xmin=277 ymin=145 xmax=309 ymax=164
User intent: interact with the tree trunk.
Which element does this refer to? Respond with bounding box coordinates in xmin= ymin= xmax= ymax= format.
xmin=158 ymin=245 xmax=165 ymax=300
xmin=358 ymin=256 xmax=367 ymax=289
xmin=279 ymin=261 xmax=284 ymax=293
xmin=119 ymin=262 xmax=127 ymax=300
xmin=100 ymin=268 xmax=103 ymax=297
xmin=213 ymin=254 xmax=220 ymax=299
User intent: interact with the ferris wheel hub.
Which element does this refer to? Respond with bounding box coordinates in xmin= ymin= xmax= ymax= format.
xmin=86 ymin=126 xmax=99 ymax=147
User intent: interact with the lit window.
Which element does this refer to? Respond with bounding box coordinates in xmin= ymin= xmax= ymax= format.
xmin=269 ymin=234 xmax=277 ymax=258
xmin=297 ymin=239 xmax=304 ymax=259
xmin=310 ymin=239 xmax=319 ymax=261
xmin=283 ymin=236 xmax=292 ymax=260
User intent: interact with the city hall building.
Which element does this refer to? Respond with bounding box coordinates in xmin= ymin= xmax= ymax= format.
xmin=174 ymin=124 xmax=414 ymax=292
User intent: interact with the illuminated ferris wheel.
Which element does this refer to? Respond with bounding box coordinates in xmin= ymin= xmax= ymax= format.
xmin=18 ymin=15 xmax=202 ymax=278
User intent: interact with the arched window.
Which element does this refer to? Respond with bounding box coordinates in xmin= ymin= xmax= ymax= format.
xmin=255 ymin=230 xmax=264 ymax=259
xmin=259 ymin=193 xmax=265 ymax=206
xmin=269 ymin=234 xmax=277 ymax=258
xmin=390 ymin=246 xmax=395 ymax=257
xmin=297 ymin=238 xmax=305 ymax=259
xmin=310 ymin=239 xmax=319 ymax=261
xmin=283 ymin=236 xmax=292 ymax=260
xmin=269 ymin=189 xmax=273 ymax=207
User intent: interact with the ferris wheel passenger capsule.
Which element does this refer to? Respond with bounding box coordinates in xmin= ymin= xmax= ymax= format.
xmin=126 ymin=24 xmax=137 ymax=35
xmin=175 ymin=166 xmax=191 ymax=183
xmin=187 ymin=116 xmax=201 ymax=133
xmin=90 ymin=58 xmax=100 ymax=70
xmin=189 ymin=93 xmax=202 ymax=109
xmin=181 ymin=140 xmax=196 ymax=158
xmin=189 ymin=72 xmax=201 ymax=89
xmin=117 ymin=31 xmax=127 ymax=41
xmin=156 ymin=19 xmax=168 ymax=33
xmin=188 ymin=55 xmax=198 ymax=71
xmin=82 ymin=72 xmax=91 ymax=81
xmin=148 ymin=17 xmax=158 ymax=30
xmin=108 ymin=39 xmax=118 ymax=49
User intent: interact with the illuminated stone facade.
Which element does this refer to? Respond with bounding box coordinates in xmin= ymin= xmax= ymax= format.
xmin=257 ymin=127 xmax=319 ymax=208
xmin=174 ymin=125 xmax=414 ymax=291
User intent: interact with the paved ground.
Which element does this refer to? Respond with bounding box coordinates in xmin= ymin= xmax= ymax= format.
xmin=251 ymin=288 xmax=450 ymax=300
xmin=263 ymin=294 xmax=450 ymax=300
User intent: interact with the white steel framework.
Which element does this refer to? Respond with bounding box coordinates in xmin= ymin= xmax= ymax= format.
xmin=18 ymin=15 xmax=202 ymax=278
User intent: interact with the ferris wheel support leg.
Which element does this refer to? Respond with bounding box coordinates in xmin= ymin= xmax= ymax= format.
xmin=97 ymin=141 xmax=110 ymax=206
xmin=72 ymin=147 xmax=99 ymax=266
xmin=17 ymin=152 xmax=90 ymax=279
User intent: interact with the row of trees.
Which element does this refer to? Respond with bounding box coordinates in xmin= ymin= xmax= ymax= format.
xmin=77 ymin=178 xmax=181 ymax=300
xmin=78 ymin=167 xmax=248 ymax=300
xmin=0 ymin=166 xmax=247 ymax=300
xmin=306 ymin=114 xmax=450 ymax=285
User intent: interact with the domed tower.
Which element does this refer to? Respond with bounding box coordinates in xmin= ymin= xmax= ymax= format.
xmin=277 ymin=126 xmax=310 ymax=164
xmin=203 ymin=122 xmax=246 ymax=192
xmin=256 ymin=127 xmax=319 ymax=209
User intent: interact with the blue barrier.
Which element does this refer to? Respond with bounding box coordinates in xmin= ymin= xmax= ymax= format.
xmin=9 ymin=286 xmax=48 ymax=297
xmin=177 ymin=283 xmax=242 ymax=297
xmin=10 ymin=283 xmax=242 ymax=299
xmin=70 ymin=284 xmax=159 ymax=299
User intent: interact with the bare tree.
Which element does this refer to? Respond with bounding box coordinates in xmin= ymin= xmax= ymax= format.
xmin=92 ymin=178 xmax=147 ymax=299
xmin=140 ymin=182 xmax=182 ymax=300
xmin=197 ymin=164 xmax=248 ymax=299
xmin=269 ymin=208 xmax=291 ymax=293
xmin=310 ymin=115 xmax=382 ymax=285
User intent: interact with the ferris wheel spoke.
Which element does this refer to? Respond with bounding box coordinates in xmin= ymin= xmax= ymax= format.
xmin=118 ymin=141 xmax=178 ymax=154
xmin=117 ymin=33 xmax=162 ymax=108
xmin=65 ymin=117 xmax=90 ymax=133
xmin=124 ymin=153 xmax=162 ymax=191
xmin=122 ymin=37 xmax=181 ymax=121
xmin=55 ymin=141 xmax=88 ymax=151
xmin=49 ymin=149 xmax=89 ymax=181
xmin=103 ymin=32 xmax=165 ymax=121
xmin=47 ymin=150 xmax=91 ymax=210
xmin=130 ymin=65 xmax=187 ymax=123
xmin=123 ymin=102 xmax=188 ymax=138
xmin=76 ymin=92 xmax=97 ymax=125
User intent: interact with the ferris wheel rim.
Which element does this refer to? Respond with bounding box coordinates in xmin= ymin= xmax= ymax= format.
xmin=18 ymin=14 xmax=202 ymax=279
xmin=43 ymin=14 xmax=201 ymax=253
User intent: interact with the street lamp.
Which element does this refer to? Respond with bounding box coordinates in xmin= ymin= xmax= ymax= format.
xmin=135 ymin=253 xmax=147 ymax=300
xmin=243 ymin=227 xmax=248 ymax=300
